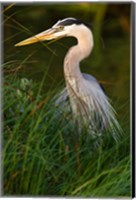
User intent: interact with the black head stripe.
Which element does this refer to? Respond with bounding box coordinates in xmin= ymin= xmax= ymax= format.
xmin=57 ymin=18 xmax=91 ymax=28
xmin=58 ymin=18 xmax=80 ymax=26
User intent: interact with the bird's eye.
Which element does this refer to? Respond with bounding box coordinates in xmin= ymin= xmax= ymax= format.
xmin=58 ymin=26 xmax=64 ymax=31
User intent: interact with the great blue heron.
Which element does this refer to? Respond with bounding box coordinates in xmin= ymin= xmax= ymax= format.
xmin=15 ymin=17 xmax=121 ymax=141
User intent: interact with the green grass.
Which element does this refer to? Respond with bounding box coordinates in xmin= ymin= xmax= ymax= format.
xmin=3 ymin=71 xmax=130 ymax=197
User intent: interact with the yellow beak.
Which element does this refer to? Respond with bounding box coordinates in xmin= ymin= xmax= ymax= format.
xmin=15 ymin=28 xmax=56 ymax=47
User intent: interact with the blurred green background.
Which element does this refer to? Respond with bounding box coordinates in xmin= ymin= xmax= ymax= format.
xmin=4 ymin=3 xmax=130 ymax=108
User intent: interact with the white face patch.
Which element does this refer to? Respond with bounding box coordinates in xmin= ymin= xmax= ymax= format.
xmin=51 ymin=18 xmax=92 ymax=41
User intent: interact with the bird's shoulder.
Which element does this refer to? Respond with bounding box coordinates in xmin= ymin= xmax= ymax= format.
xmin=82 ymin=73 xmax=99 ymax=85
xmin=82 ymin=73 xmax=105 ymax=93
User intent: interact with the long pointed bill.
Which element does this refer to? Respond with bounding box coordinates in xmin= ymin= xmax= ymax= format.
xmin=15 ymin=28 xmax=57 ymax=47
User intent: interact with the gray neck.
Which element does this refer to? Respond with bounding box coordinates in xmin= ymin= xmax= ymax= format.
xmin=63 ymin=26 xmax=94 ymax=116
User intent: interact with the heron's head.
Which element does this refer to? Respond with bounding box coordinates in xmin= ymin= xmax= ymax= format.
xmin=15 ymin=18 xmax=92 ymax=47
